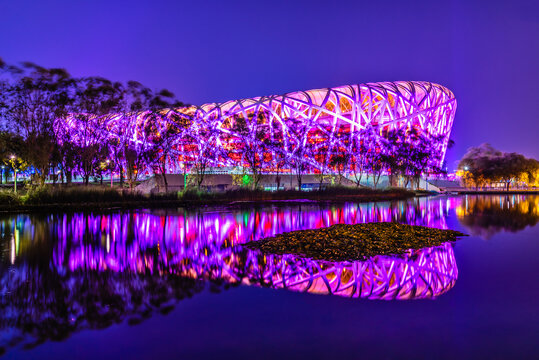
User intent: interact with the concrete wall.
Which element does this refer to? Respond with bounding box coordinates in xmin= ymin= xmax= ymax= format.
xmin=137 ymin=173 xmax=358 ymax=193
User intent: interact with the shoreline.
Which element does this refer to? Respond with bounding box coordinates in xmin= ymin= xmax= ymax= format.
xmin=4 ymin=188 xmax=536 ymax=215
xmin=450 ymin=190 xmax=539 ymax=195
xmin=0 ymin=190 xmax=416 ymax=214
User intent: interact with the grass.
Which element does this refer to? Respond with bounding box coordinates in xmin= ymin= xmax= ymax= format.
xmin=0 ymin=185 xmax=416 ymax=212
xmin=0 ymin=191 xmax=22 ymax=206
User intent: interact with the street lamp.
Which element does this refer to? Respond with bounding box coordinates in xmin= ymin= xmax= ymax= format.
xmin=10 ymin=155 xmax=17 ymax=194
xmin=106 ymin=160 xmax=113 ymax=188
xmin=179 ymin=162 xmax=185 ymax=189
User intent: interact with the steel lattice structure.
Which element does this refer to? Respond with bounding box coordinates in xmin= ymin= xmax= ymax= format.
xmin=56 ymin=81 xmax=456 ymax=173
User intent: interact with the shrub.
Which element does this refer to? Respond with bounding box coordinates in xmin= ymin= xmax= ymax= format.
xmin=0 ymin=190 xmax=22 ymax=206
xmin=22 ymin=186 xmax=148 ymax=205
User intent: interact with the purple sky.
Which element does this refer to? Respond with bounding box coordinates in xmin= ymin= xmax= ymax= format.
xmin=1 ymin=0 xmax=537 ymax=169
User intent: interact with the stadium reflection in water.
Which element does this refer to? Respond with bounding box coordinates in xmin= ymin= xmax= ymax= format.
xmin=0 ymin=196 xmax=481 ymax=350
xmin=3 ymin=199 xmax=459 ymax=294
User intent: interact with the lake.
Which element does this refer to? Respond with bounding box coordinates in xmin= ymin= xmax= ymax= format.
xmin=1 ymin=195 xmax=538 ymax=359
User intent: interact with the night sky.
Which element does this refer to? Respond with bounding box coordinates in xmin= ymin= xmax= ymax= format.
xmin=1 ymin=0 xmax=537 ymax=170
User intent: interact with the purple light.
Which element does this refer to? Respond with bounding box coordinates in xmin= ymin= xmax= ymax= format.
xmin=54 ymin=81 xmax=457 ymax=173
xmin=0 ymin=198 xmax=461 ymax=349
xmin=4 ymin=197 xmax=460 ymax=294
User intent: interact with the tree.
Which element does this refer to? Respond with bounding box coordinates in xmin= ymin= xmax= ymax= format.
xmin=458 ymin=144 xmax=539 ymax=190
xmin=143 ymin=91 xmax=186 ymax=192
xmin=329 ymin=150 xmax=349 ymax=185
xmin=64 ymin=77 xmax=123 ymax=185
xmin=349 ymin=129 xmax=369 ymax=187
xmin=281 ymin=116 xmax=318 ymax=191
xmin=522 ymin=158 xmax=539 ymax=187
xmin=360 ymin=125 xmax=385 ymax=188
xmin=0 ymin=131 xmax=28 ymax=184
xmin=1 ymin=59 xmax=190 ymax=189
xmin=406 ymin=130 xmax=449 ymax=189
xmin=1 ymin=62 xmax=74 ymax=185
xmin=145 ymin=112 xmax=178 ymax=192
xmin=229 ymin=112 xmax=270 ymax=189
xmin=187 ymin=115 xmax=223 ymax=189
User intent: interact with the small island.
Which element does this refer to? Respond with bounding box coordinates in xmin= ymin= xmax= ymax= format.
xmin=244 ymin=222 xmax=467 ymax=261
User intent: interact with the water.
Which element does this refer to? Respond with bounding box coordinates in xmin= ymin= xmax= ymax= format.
xmin=0 ymin=195 xmax=537 ymax=359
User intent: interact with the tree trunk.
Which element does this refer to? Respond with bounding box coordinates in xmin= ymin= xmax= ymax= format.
xmin=296 ymin=169 xmax=302 ymax=191
xmin=373 ymin=172 xmax=381 ymax=189
xmin=162 ymin=171 xmax=168 ymax=193
xmin=161 ymin=155 xmax=168 ymax=192
xmin=196 ymin=165 xmax=206 ymax=189
xmin=120 ymin=167 xmax=124 ymax=187
xmin=65 ymin=169 xmax=71 ymax=185
xmin=253 ymin=171 xmax=261 ymax=190
xmin=354 ymin=171 xmax=363 ymax=187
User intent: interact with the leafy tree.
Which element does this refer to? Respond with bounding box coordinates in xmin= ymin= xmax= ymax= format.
xmin=458 ymin=143 xmax=539 ymax=190
xmin=1 ymin=62 xmax=73 ymax=184
xmin=186 ymin=115 xmax=223 ymax=189
xmin=143 ymin=92 xmax=186 ymax=192
xmin=67 ymin=77 xmax=123 ymax=185
xmin=349 ymin=128 xmax=370 ymax=187
xmin=281 ymin=116 xmax=318 ymax=191
xmin=230 ymin=112 xmax=270 ymax=189
xmin=361 ymin=125 xmax=385 ymax=188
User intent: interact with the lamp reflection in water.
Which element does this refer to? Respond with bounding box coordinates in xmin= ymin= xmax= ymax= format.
xmin=0 ymin=198 xmax=460 ymax=351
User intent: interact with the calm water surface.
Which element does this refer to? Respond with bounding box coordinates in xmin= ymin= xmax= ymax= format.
xmin=0 ymin=195 xmax=538 ymax=359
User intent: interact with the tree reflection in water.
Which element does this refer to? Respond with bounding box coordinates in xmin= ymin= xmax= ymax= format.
xmin=0 ymin=198 xmax=460 ymax=352
xmin=456 ymin=195 xmax=539 ymax=239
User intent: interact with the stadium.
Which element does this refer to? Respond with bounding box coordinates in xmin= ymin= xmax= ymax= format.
xmin=57 ymin=81 xmax=457 ymax=188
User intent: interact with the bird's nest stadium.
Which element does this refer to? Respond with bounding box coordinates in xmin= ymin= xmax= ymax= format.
xmin=56 ymin=81 xmax=457 ymax=175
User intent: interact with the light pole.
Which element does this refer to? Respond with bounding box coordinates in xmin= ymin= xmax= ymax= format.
xmin=180 ymin=162 xmax=186 ymax=190
xmin=106 ymin=160 xmax=113 ymax=188
xmin=10 ymin=155 xmax=17 ymax=194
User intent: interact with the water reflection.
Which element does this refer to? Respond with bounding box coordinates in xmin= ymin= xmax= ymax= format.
xmin=244 ymin=244 xmax=456 ymax=300
xmin=0 ymin=197 xmax=465 ymax=351
xmin=456 ymin=195 xmax=539 ymax=239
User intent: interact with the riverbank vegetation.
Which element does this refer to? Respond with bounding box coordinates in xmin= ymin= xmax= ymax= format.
xmin=0 ymin=185 xmax=415 ymax=212
xmin=244 ymin=222 xmax=467 ymax=261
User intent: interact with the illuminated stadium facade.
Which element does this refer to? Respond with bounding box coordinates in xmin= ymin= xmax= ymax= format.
xmin=56 ymin=81 xmax=457 ymax=176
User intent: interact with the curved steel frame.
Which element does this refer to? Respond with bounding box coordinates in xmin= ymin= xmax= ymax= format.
xmin=57 ymin=81 xmax=457 ymax=173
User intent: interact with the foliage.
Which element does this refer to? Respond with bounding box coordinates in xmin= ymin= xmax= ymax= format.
xmin=1 ymin=58 xmax=456 ymax=192
xmin=0 ymin=190 xmax=22 ymax=205
xmin=0 ymin=58 xmax=186 ymax=188
xmin=458 ymin=143 xmax=539 ymax=189
xmin=21 ymin=186 xmax=144 ymax=205
xmin=229 ymin=112 xmax=271 ymax=189
xmin=0 ymin=185 xmax=414 ymax=210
